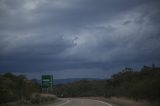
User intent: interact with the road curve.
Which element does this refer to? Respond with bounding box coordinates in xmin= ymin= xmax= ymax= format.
xmin=48 ymin=98 xmax=112 ymax=106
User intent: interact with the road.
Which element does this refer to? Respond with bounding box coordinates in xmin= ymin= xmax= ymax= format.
xmin=46 ymin=98 xmax=113 ymax=106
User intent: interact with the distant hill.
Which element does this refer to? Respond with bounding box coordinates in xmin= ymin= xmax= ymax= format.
xmin=53 ymin=78 xmax=103 ymax=85
xmin=31 ymin=78 xmax=103 ymax=85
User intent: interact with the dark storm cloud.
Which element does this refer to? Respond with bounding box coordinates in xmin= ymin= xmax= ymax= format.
xmin=0 ymin=0 xmax=160 ymax=79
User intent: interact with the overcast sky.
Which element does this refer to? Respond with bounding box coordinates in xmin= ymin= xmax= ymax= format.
xmin=0 ymin=0 xmax=160 ymax=79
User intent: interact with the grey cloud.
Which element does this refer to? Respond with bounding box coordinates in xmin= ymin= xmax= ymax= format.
xmin=0 ymin=0 xmax=160 ymax=79
xmin=0 ymin=0 xmax=154 ymax=31
xmin=62 ymin=2 xmax=160 ymax=63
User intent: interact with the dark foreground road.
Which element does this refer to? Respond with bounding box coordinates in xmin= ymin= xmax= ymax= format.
xmin=46 ymin=98 xmax=113 ymax=106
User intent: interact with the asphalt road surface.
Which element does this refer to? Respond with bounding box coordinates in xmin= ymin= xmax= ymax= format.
xmin=46 ymin=98 xmax=113 ymax=106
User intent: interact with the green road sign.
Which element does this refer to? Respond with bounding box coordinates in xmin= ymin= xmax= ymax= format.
xmin=41 ymin=75 xmax=53 ymax=88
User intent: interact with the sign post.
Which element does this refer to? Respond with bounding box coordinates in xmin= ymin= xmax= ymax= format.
xmin=41 ymin=75 xmax=53 ymax=93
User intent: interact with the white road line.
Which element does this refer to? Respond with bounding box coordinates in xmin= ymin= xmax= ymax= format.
xmin=56 ymin=99 xmax=71 ymax=106
xmin=94 ymin=100 xmax=113 ymax=106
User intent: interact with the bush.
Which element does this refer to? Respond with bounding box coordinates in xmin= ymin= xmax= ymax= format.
xmin=30 ymin=94 xmax=56 ymax=104
xmin=105 ymin=66 xmax=160 ymax=103
xmin=0 ymin=73 xmax=40 ymax=104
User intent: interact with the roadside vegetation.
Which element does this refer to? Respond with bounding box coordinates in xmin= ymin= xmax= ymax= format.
xmin=54 ymin=65 xmax=160 ymax=106
xmin=1 ymin=65 xmax=159 ymax=106
xmin=105 ymin=65 xmax=160 ymax=105
xmin=0 ymin=73 xmax=56 ymax=106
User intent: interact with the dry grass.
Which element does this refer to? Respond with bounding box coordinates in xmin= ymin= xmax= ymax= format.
xmin=85 ymin=97 xmax=158 ymax=106
xmin=40 ymin=93 xmax=57 ymax=98
xmin=106 ymin=97 xmax=152 ymax=106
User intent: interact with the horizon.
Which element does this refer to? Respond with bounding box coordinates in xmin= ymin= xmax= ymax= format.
xmin=1 ymin=64 xmax=157 ymax=80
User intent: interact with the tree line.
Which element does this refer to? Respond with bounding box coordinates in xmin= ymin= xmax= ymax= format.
xmin=54 ymin=65 xmax=160 ymax=103
xmin=54 ymin=80 xmax=106 ymax=97
xmin=1 ymin=65 xmax=159 ymax=104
